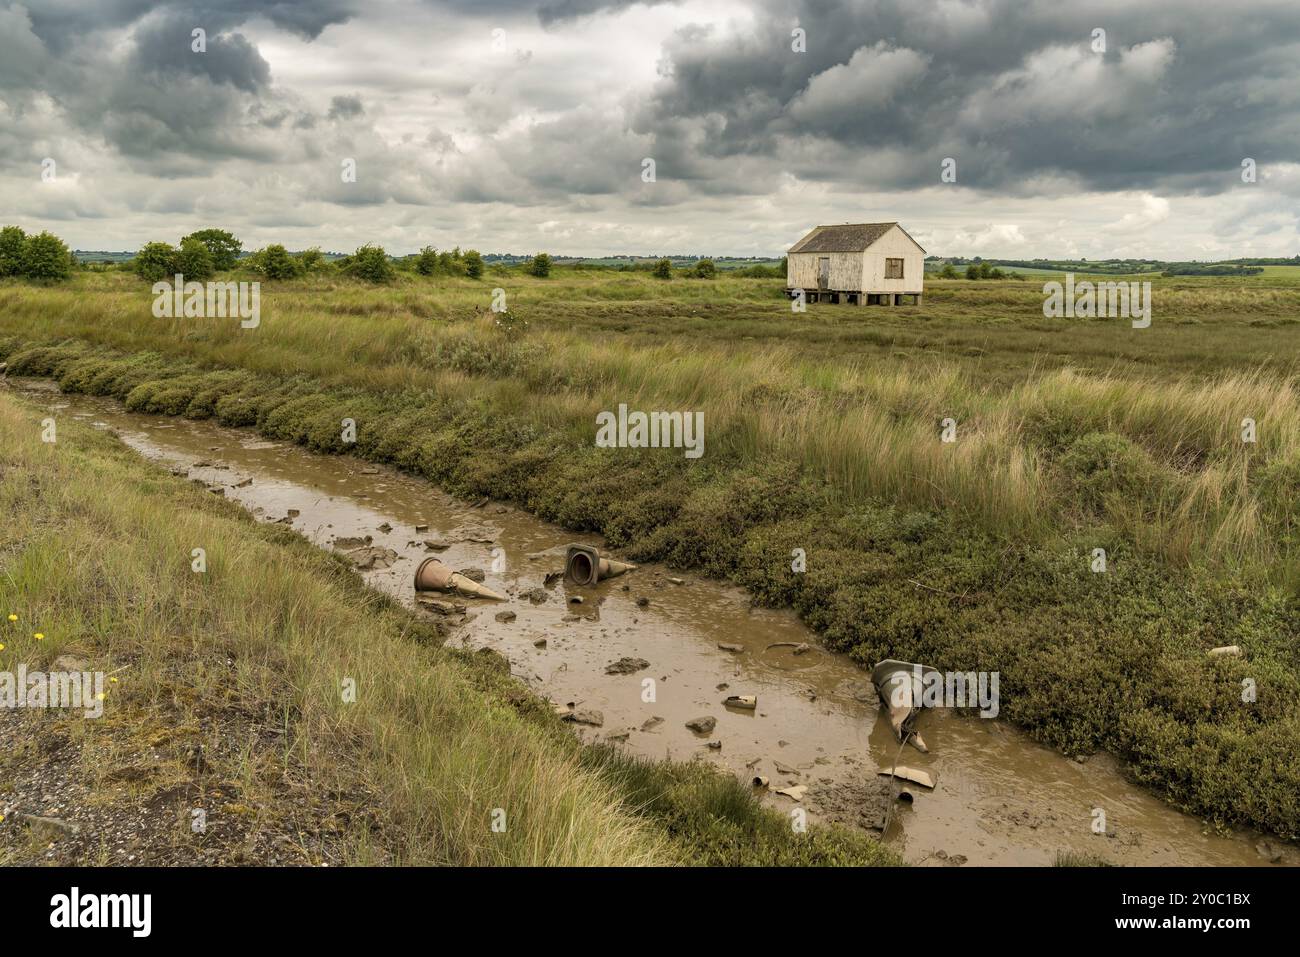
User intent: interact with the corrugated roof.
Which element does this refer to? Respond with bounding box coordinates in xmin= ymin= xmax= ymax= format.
xmin=788 ymin=222 xmax=923 ymax=254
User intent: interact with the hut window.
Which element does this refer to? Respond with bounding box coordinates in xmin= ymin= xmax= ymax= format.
xmin=885 ymin=258 xmax=904 ymax=279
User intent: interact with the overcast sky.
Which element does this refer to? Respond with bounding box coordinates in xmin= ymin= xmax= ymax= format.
xmin=2 ymin=0 xmax=1297 ymax=258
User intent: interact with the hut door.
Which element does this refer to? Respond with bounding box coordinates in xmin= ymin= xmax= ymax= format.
xmin=818 ymin=257 xmax=830 ymax=290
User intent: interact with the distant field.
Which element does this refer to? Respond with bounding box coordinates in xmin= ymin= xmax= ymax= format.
xmin=2 ymin=266 xmax=1298 ymax=838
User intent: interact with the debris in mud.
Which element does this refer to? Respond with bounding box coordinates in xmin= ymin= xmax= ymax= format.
xmin=568 ymin=596 xmax=584 ymax=605
xmin=640 ymin=716 xmax=664 ymax=732
xmin=724 ymin=695 xmax=757 ymax=710
xmin=521 ymin=587 xmax=549 ymax=604
xmin=422 ymin=540 xmax=451 ymax=551
xmin=878 ymin=766 xmax=935 ymax=789
xmin=416 ymin=596 xmax=465 ymax=616
xmin=562 ymin=709 xmax=604 ymax=728
xmin=494 ymin=610 xmax=517 ymax=623
xmin=635 ymin=596 xmax=649 ymax=607
xmin=774 ymin=785 xmax=807 ymax=801
xmin=706 ymin=741 xmax=722 ymax=750
xmin=685 ymin=716 xmax=717 ymax=735
xmin=604 ymin=657 xmax=650 ymax=675
xmin=717 ymin=643 xmax=743 ymax=653
xmin=449 ymin=522 xmax=495 ymax=544
xmin=360 ymin=467 xmax=380 ymax=475
xmin=339 ymin=546 xmax=399 ymax=570
xmin=752 ymin=775 xmax=770 ymax=788
xmin=773 ymin=760 xmax=799 ymax=776
xmin=667 ymin=577 xmax=684 ymax=585
xmin=563 ymin=544 xmax=638 ymax=586
xmin=872 ymin=658 xmax=939 ymax=753
xmin=415 ymin=524 xmax=429 ymax=533
xmin=457 ymin=567 xmax=486 ymax=582
xmin=233 ymin=477 xmax=253 ymax=488
xmin=543 ymin=570 xmax=564 ymax=589
xmin=377 ymin=522 xmax=393 ymax=533
xmin=287 ymin=509 xmax=300 ymax=518
xmin=333 ymin=535 xmax=373 ymax=550
xmin=1208 ymin=645 xmax=1242 ymax=657
xmin=413 ymin=558 xmax=507 ymax=601
xmin=533 ymin=637 xmax=548 ymax=648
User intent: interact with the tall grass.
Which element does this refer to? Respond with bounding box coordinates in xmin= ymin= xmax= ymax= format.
xmin=1 ymin=270 xmax=1297 ymax=582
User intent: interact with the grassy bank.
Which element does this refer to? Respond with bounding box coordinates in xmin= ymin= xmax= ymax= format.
xmin=1 ymin=269 xmax=1298 ymax=840
xmin=0 ymin=388 xmax=897 ymax=866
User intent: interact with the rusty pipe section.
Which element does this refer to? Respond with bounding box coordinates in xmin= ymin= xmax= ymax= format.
xmin=563 ymin=544 xmax=638 ymax=586
xmin=414 ymin=557 xmax=507 ymax=601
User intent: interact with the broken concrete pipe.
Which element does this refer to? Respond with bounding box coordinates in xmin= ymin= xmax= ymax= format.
xmin=871 ymin=658 xmax=941 ymax=754
xmin=724 ymin=694 xmax=757 ymax=710
xmin=563 ymin=544 xmax=638 ymax=586
xmin=413 ymin=557 xmax=507 ymax=601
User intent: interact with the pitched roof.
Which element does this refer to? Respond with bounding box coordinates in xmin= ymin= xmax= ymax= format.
xmin=788 ymin=222 xmax=925 ymax=254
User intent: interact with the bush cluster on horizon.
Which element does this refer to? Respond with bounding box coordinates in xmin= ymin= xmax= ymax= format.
xmin=0 ymin=225 xmax=75 ymax=282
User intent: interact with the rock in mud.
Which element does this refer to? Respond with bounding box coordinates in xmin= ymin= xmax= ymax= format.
xmin=377 ymin=522 xmax=393 ymax=533
xmin=640 ymin=716 xmax=664 ymax=732
xmin=685 ymin=716 xmax=717 ymax=735
xmin=522 ymin=587 xmax=549 ymax=604
xmin=416 ymin=596 xmax=465 ymax=615
xmin=562 ymin=709 xmax=604 ymax=727
xmin=494 ymin=610 xmax=517 ymax=623
xmin=458 ymin=567 xmax=486 ymax=583
xmin=604 ymin=656 xmax=650 ymax=675
xmin=533 ymin=637 xmax=548 ymax=648
xmin=333 ymin=535 xmax=373 ymax=550
xmin=717 ymin=643 xmax=743 ymax=653
xmin=340 ymin=546 xmax=399 ymax=570
xmin=635 ymin=596 xmax=650 ymax=607
xmin=422 ymin=540 xmax=451 ymax=551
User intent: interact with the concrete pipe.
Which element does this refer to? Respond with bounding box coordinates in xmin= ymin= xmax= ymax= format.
xmin=564 ymin=544 xmax=638 ymax=586
xmin=871 ymin=658 xmax=941 ymax=753
xmin=414 ymin=557 xmax=507 ymax=601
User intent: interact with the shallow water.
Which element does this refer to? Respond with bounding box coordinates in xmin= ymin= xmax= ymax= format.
xmin=13 ymin=378 xmax=1289 ymax=867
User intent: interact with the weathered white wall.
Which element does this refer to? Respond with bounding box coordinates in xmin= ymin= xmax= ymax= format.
xmin=787 ymin=251 xmax=862 ymax=290
xmin=861 ymin=227 xmax=925 ymax=293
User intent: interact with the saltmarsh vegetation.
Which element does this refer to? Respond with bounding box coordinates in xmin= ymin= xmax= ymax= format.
xmin=0 ymin=267 xmax=1298 ymax=838
xmin=0 ymin=390 xmax=895 ymax=866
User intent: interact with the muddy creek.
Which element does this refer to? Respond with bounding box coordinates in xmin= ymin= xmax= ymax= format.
xmin=15 ymin=378 xmax=1287 ymax=867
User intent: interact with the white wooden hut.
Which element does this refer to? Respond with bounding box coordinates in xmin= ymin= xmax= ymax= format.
xmin=786 ymin=222 xmax=925 ymax=305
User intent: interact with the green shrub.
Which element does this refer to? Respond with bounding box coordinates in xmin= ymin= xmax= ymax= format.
xmin=180 ymin=229 xmax=242 ymax=271
xmin=464 ymin=249 xmax=485 ymax=279
xmin=652 ymin=258 xmax=673 ymax=280
xmin=694 ymin=259 xmax=716 ymax=279
xmin=345 ymin=244 xmax=395 ymax=283
xmin=528 ymin=253 xmax=552 ymax=278
xmin=20 ymin=231 xmax=73 ymax=281
xmin=252 ymin=244 xmax=302 ymax=280
xmin=0 ymin=225 xmax=26 ymax=277
xmin=175 ymin=236 xmax=215 ymax=282
xmin=133 ymin=242 xmax=179 ymax=282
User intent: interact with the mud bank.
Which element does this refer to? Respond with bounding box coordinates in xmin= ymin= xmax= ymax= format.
xmin=13 ymin=378 xmax=1290 ymax=867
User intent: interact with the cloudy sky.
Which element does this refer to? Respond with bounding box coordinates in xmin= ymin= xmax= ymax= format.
xmin=2 ymin=0 xmax=1298 ymax=258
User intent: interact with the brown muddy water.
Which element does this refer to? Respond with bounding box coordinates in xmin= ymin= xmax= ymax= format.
xmin=12 ymin=377 xmax=1291 ymax=867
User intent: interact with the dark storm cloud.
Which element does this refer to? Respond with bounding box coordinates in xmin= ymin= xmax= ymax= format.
xmin=327 ymin=94 xmax=365 ymax=120
xmin=632 ymin=0 xmax=1300 ymax=194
